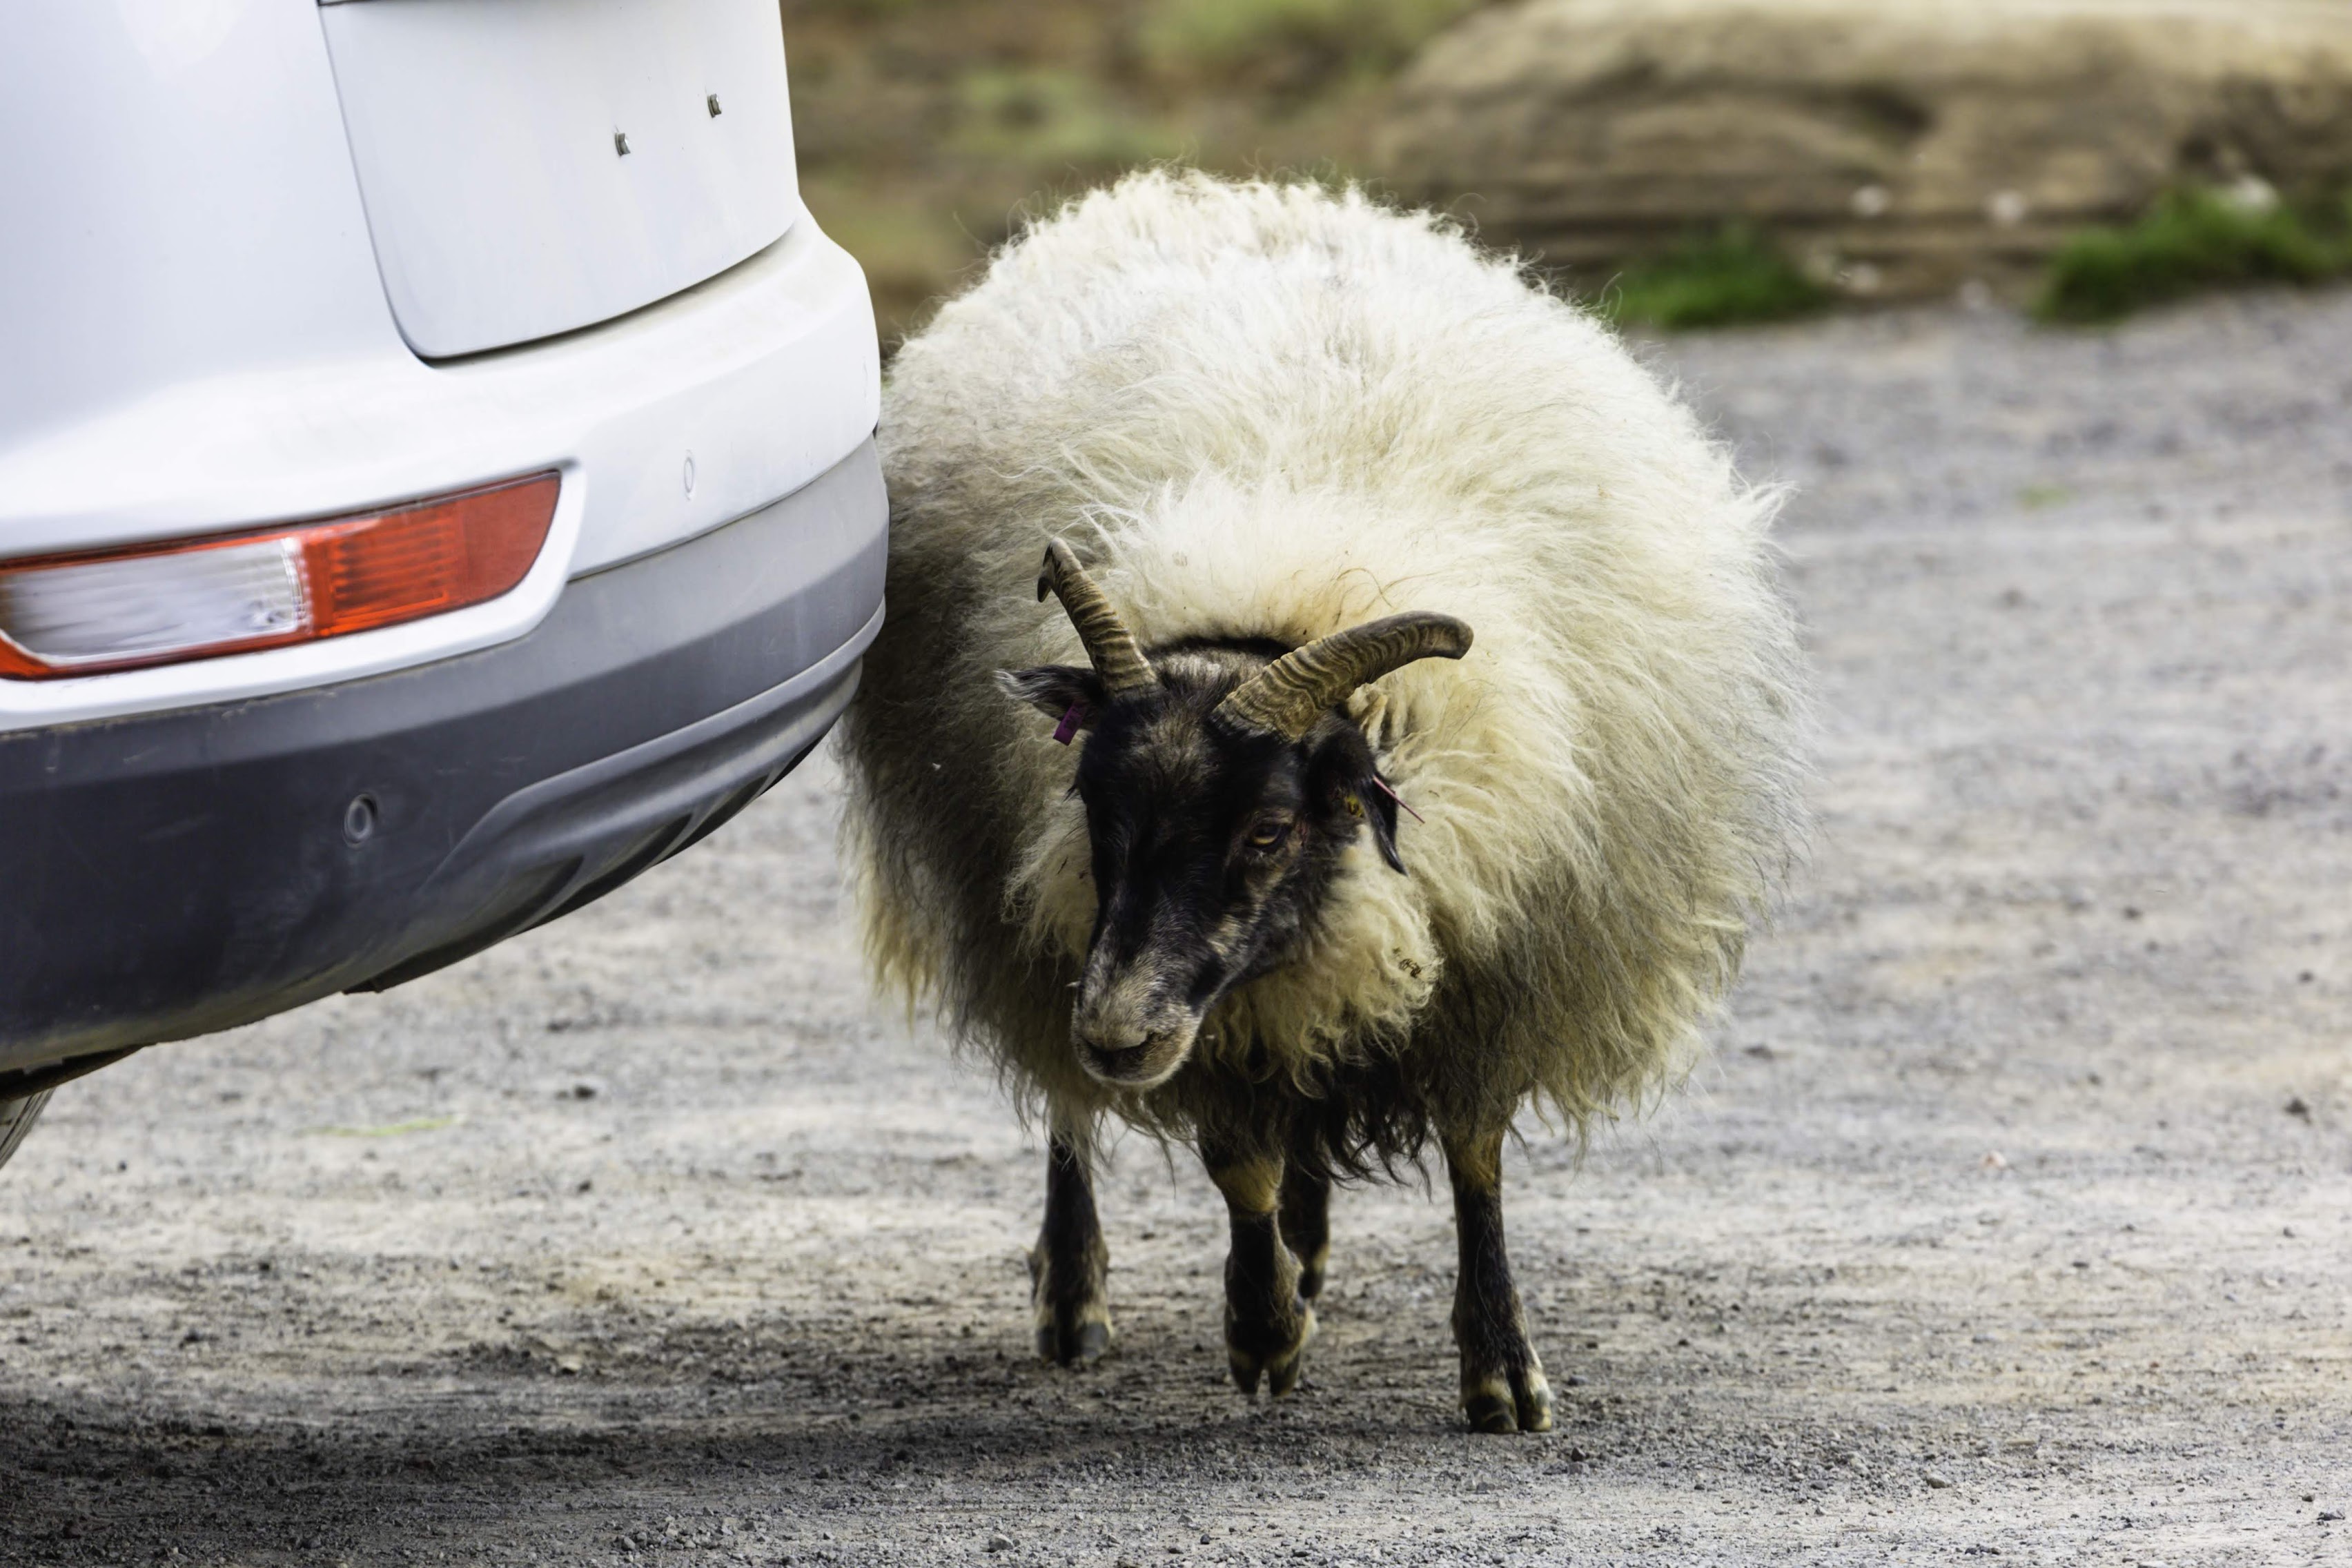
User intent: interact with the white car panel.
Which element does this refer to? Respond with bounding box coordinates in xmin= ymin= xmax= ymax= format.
xmin=320 ymin=0 xmax=798 ymax=359
xmin=0 ymin=1 xmax=394 ymax=458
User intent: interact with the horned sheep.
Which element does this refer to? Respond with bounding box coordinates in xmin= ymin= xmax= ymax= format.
xmin=838 ymin=170 xmax=1807 ymax=1432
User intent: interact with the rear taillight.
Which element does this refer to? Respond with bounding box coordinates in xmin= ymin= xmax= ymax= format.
xmin=0 ymin=473 xmax=560 ymax=680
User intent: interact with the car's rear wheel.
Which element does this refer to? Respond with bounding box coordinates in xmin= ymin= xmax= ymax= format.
xmin=0 ymin=1090 xmax=51 ymax=1174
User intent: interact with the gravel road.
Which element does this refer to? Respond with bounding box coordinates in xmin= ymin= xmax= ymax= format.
xmin=4 ymin=292 xmax=2348 ymax=1567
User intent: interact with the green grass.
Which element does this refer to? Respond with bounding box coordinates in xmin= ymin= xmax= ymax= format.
xmin=1141 ymin=0 xmax=1482 ymax=95
xmin=1597 ymin=226 xmax=1832 ymax=330
xmin=952 ymin=68 xmax=1184 ymax=173
xmin=2035 ymin=187 xmax=2349 ymax=324
xmin=306 ymin=1115 xmax=460 ymax=1138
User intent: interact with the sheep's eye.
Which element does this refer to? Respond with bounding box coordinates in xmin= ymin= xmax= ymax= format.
xmin=1244 ymin=819 xmax=1292 ymax=851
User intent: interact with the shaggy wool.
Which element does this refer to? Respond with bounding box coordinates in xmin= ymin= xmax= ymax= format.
xmin=839 ymin=170 xmax=1807 ymax=1153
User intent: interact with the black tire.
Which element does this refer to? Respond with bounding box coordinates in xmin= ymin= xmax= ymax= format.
xmin=0 ymin=1089 xmax=51 ymax=1174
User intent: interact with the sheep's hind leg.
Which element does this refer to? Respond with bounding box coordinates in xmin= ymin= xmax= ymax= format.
xmin=1442 ymin=1125 xmax=1552 ymax=1434
xmin=1029 ymin=1130 xmax=1111 ymax=1365
xmin=1278 ymin=1160 xmax=1332 ymax=1302
xmin=1205 ymin=1147 xmax=1314 ymax=1397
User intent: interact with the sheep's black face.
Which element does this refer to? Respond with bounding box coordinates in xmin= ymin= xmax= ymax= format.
xmin=1001 ymin=647 xmax=1406 ymax=1090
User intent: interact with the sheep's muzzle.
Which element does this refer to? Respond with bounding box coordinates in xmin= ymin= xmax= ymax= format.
xmin=1071 ymin=960 xmax=1200 ymax=1090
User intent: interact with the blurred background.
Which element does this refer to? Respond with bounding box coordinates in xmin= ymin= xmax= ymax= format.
xmin=790 ymin=0 xmax=2352 ymax=341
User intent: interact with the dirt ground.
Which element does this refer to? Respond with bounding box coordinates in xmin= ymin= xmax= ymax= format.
xmin=5 ymin=291 xmax=2349 ymax=1567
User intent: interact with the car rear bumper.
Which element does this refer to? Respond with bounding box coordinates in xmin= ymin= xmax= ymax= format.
xmin=0 ymin=440 xmax=885 ymax=1076
xmin=1 ymin=212 xmax=883 ymax=734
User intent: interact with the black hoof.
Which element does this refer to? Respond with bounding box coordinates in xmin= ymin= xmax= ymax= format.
xmin=1464 ymin=1385 xmax=1519 ymax=1433
xmin=1228 ymin=1302 xmax=1315 ymax=1398
xmin=1461 ymin=1368 xmax=1551 ymax=1434
xmin=1036 ymin=1317 xmax=1110 ymax=1366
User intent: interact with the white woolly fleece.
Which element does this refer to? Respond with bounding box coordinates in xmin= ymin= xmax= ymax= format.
xmin=848 ymin=170 xmax=1807 ymax=1128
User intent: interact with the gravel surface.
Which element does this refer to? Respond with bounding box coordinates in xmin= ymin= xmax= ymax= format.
xmin=5 ymin=292 xmax=2349 ymax=1567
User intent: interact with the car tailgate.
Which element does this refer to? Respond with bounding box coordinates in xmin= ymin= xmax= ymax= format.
xmin=320 ymin=0 xmax=797 ymax=360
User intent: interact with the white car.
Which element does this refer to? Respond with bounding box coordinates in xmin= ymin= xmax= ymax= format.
xmin=0 ymin=0 xmax=885 ymax=1164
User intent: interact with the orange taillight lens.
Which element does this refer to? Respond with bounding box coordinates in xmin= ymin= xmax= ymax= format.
xmin=0 ymin=472 xmax=560 ymax=680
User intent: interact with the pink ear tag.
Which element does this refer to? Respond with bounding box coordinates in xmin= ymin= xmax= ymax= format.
xmin=1052 ymin=700 xmax=1086 ymax=745
xmin=1369 ymin=775 xmax=1424 ymax=823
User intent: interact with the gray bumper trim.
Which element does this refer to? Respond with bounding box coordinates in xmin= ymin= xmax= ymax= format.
xmin=0 ymin=440 xmax=886 ymax=1073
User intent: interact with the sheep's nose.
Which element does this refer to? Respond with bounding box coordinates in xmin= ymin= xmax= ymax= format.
xmin=1084 ymin=1039 xmax=1154 ymax=1081
xmin=1077 ymin=1012 xmax=1153 ymax=1077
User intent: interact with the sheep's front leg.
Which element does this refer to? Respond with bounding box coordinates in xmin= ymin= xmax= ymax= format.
xmin=1442 ymin=1126 xmax=1552 ymax=1434
xmin=1204 ymin=1147 xmax=1315 ymax=1397
xmin=1278 ymin=1160 xmax=1332 ymax=1302
xmin=1029 ymin=1130 xmax=1110 ymax=1365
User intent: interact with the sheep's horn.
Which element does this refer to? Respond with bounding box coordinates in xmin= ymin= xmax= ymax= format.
xmin=1215 ymin=612 xmax=1473 ymax=741
xmin=1035 ymin=540 xmax=1159 ymax=696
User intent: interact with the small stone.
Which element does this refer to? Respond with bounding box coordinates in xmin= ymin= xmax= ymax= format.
xmin=1925 ymin=1471 xmax=1954 ymax=1488
xmin=986 ymin=1533 xmax=1015 ymax=1553
xmin=2285 ymin=1096 xmax=2312 ymax=1120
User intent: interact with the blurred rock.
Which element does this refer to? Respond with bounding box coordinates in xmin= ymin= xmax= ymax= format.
xmin=1378 ymin=0 xmax=2352 ymax=300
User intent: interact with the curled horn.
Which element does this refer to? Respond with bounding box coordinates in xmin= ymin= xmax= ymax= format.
xmin=1036 ymin=539 xmax=1159 ymax=696
xmin=1215 ymin=611 xmax=1473 ymax=741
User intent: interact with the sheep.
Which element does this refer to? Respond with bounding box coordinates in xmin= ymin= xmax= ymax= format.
xmin=837 ymin=170 xmax=1807 ymax=1432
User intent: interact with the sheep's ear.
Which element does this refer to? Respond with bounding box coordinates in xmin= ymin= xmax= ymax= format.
xmin=1362 ymin=776 xmax=1407 ymax=874
xmin=996 ymin=665 xmax=1106 ymax=727
xmin=1309 ymin=722 xmax=1409 ymax=874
